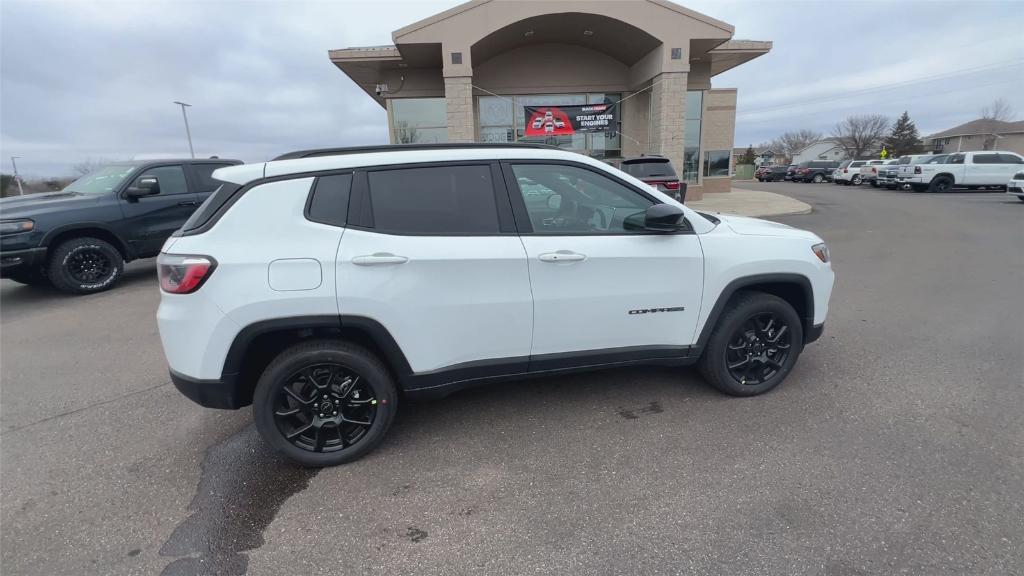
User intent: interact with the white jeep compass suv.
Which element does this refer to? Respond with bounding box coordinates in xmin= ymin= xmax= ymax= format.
xmin=157 ymin=144 xmax=834 ymax=467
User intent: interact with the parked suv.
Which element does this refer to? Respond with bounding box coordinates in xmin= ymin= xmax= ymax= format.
xmin=833 ymin=160 xmax=869 ymax=185
xmin=0 ymin=158 xmax=241 ymax=294
xmin=157 ymin=143 xmax=834 ymax=467
xmin=619 ymin=155 xmax=685 ymax=201
xmin=758 ymin=166 xmax=789 ymax=182
xmin=792 ymin=161 xmax=840 ymax=183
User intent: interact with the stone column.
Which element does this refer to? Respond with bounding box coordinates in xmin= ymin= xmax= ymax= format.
xmin=444 ymin=76 xmax=475 ymax=143
xmin=648 ymin=71 xmax=693 ymax=198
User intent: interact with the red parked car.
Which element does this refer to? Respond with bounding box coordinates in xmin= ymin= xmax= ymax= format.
xmin=619 ymin=156 xmax=686 ymax=202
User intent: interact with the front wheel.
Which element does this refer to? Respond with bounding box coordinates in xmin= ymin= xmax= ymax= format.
xmin=698 ymin=292 xmax=804 ymax=396
xmin=253 ymin=340 xmax=398 ymax=467
xmin=851 ymin=175 xmax=863 ymax=185
xmin=812 ymin=174 xmax=824 ymax=183
xmin=928 ymin=175 xmax=953 ymax=193
xmin=47 ymin=237 xmax=124 ymax=295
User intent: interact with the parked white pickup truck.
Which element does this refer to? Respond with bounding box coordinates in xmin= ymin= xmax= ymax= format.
xmin=859 ymin=159 xmax=896 ymax=187
xmin=896 ymin=151 xmax=1024 ymax=192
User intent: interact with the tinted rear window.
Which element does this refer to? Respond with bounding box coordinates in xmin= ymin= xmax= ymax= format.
xmin=973 ymin=153 xmax=999 ymax=164
xmin=621 ymin=160 xmax=677 ymax=178
xmin=366 ymin=165 xmax=499 ymax=235
xmin=307 ymin=174 xmax=352 ymax=227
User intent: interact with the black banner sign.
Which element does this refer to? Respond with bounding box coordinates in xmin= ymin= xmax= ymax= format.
xmin=523 ymin=103 xmax=618 ymax=137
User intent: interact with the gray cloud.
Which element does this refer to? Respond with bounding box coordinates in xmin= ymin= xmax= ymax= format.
xmin=2 ymin=0 xmax=1021 ymax=177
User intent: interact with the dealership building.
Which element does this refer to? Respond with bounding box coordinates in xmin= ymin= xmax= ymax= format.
xmin=329 ymin=0 xmax=770 ymax=200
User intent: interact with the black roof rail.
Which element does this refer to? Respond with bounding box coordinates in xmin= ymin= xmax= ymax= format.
xmin=272 ymin=142 xmax=561 ymax=161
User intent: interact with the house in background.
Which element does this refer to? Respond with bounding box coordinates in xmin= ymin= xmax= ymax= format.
xmin=924 ymin=119 xmax=1024 ymax=155
xmin=731 ymin=146 xmax=778 ymax=170
xmin=791 ymin=139 xmax=847 ymax=164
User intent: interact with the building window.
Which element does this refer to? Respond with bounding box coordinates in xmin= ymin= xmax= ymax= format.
xmin=683 ymin=90 xmax=703 ymax=184
xmin=390 ymin=98 xmax=447 ymax=144
xmin=476 ymin=93 xmax=621 ymax=158
xmin=703 ymin=150 xmax=731 ymax=177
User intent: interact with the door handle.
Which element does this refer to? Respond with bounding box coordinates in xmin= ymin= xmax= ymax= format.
xmin=352 ymin=253 xmax=409 ymax=266
xmin=177 ymin=201 xmax=199 ymax=206
xmin=538 ymin=251 xmax=586 ymax=263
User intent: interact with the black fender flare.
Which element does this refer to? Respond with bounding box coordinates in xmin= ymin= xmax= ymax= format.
xmin=41 ymin=222 xmax=135 ymax=260
xmin=694 ymin=273 xmax=815 ymax=349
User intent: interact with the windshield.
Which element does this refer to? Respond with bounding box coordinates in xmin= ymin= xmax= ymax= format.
xmin=621 ymin=160 xmax=676 ymax=179
xmin=64 ymin=165 xmax=136 ymax=195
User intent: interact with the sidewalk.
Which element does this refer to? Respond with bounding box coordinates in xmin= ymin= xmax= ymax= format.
xmin=686 ymin=186 xmax=811 ymax=218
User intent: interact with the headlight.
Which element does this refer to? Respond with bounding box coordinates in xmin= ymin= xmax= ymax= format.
xmin=0 ymin=219 xmax=34 ymax=236
xmin=812 ymin=242 xmax=830 ymax=263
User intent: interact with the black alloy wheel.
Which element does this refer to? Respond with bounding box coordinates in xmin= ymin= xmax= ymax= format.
xmin=273 ymin=363 xmax=378 ymax=453
xmin=724 ymin=312 xmax=793 ymax=386
xmin=67 ymin=248 xmax=113 ymax=284
xmin=929 ymin=176 xmax=953 ymax=193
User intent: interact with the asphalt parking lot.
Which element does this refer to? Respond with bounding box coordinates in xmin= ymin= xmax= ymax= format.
xmin=2 ymin=181 xmax=1022 ymax=575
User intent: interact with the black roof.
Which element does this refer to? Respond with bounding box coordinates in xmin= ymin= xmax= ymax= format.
xmin=272 ymin=142 xmax=560 ymax=161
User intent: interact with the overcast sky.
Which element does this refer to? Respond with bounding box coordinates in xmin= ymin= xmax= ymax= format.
xmin=2 ymin=0 xmax=1022 ymax=177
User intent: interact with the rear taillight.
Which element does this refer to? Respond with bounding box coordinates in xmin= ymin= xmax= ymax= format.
xmin=662 ymin=181 xmax=681 ymax=190
xmin=843 ymin=168 xmax=848 ymax=173
xmin=914 ymin=166 xmax=922 ymax=174
xmin=158 ymin=253 xmax=216 ymax=294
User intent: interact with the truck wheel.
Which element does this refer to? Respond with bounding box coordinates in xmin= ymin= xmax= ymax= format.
xmin=47 ymin=237 xmax=124 ymax=295
xmin=6 ymin=268 xmax=50 ymax=287
xmin=698 ymin=291 xmax=804 ymax=397
xmin=870 ymin=180 xmax=879 ymax=188
xmin=812 ymin=174 xmax=824 ymax=183
xmin=928 ymin=175 xmax=953 ymax=193
xmin=253 ymin=339 xmax=398 ymax=467
xmin=851 ymin=175 xmax=863 ymax=185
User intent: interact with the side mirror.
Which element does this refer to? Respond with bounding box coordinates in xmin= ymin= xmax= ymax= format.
xmin=624 ymin=204 xmax=688 ymax=232
xmin=126 ymin=176 xmax=160 ymax=199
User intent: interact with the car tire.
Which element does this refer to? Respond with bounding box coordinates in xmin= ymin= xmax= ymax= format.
xmin=6 ymin=268 xmax=50 ymax=286
xmin=46 ymin=237 xmax=124 ymax=295
xmin=698 ymin=291 xmax=804 ymax=397
xmin=252 ymin=339 xmax=398 ymax=467
xmin=1018 ymin=196 xmax=1024 ymax=203
xmin=812 ymin=174 xmax=824 ymax=183
xmin=870 ymin=180 xmax=879 ymax=188
xmin=852 ymin=175 xmax=863 ymax=185
xmin=928 ymin=175 xmax=953 ymax=193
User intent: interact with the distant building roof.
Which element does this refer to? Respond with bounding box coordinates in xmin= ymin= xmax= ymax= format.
xmin=925 ymin=119 xmax=1024 ymax=140
xmin=792 ymin=139 xmax=840 ymax=155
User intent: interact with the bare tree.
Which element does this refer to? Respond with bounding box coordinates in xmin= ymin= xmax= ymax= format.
xmin=980 ymin=98 xmax=1014 ymax=122
xmin=72 ymin=158 xmax=109 ymax=176
xmin=832 ymin=115 xmax=890 ymax=159
xmin=778 ymin=129 xmax=823 ymax=158
xmin=393 ymin=120 xmax=419 ymax=144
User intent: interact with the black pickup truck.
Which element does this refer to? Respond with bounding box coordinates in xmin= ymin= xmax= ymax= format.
xmin=1 ymin=158 xmax=241 ymax=294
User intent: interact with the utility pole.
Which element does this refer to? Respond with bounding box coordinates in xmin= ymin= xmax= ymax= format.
xmin=173 ymin=101 xmax=195 ymax=158
xmin=10 ymin=156 xmax=25 ymax=195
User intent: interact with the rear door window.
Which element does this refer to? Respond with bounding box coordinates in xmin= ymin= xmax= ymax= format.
xmin=365 ymin=165 xmax=500 ymax=235
xmin=997 ymin=154 xmax=1023 ymax=164
xmin=973 ymin=153 xmax=999 ymax=164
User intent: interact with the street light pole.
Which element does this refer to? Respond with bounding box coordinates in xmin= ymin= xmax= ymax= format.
xmin=173 ymin=101 xmax=195 ymax=158
xmin=10 ymin=156 xmax=25 ymax=195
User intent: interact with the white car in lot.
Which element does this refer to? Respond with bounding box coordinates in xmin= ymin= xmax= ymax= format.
xmin=833 ymin=160 xmax=869 ymax=185
xmin=156 ymin=143 xmax=834 ymax=467
xmin=1008 ymin=170 xmax=1024 ymax=202
xmin=896 ymin=150 xmax=1024 ymax=192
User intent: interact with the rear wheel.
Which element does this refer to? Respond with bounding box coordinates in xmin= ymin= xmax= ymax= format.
xmin=928 ymin=175 xmax=953 ymax=193
xmin=851 ymin=175 xmax=863 ymax=185
xmin=253 ymin=339 xmax=398 ymax=467
xmin=812 ymin=174 xmax=824 ymax=183
xmin=698 ymin=292 xmax=804 ymax=396
xmin=47 ymin=237 xmax=124 ymax=295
